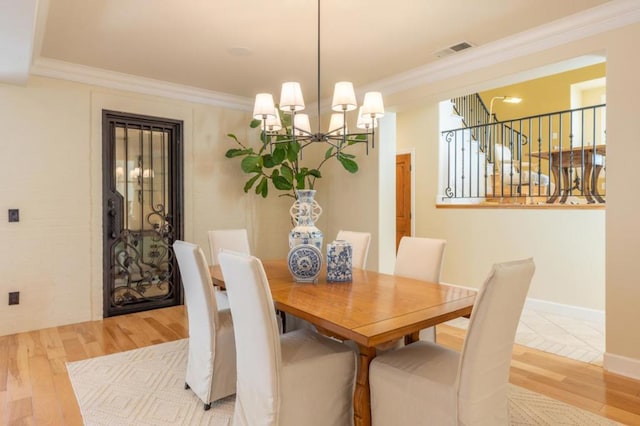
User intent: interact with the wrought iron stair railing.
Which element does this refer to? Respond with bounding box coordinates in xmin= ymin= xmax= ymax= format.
xmin=451 ymin=94 xmax=528 ymax=161
xmin=441 ymin=103 xmax=606 ymax=204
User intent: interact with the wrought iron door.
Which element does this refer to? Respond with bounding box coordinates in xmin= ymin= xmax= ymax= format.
xmin=102 ymin=111 xmax=183 ymax=317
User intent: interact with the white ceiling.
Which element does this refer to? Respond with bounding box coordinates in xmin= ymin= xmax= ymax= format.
xmin=3 ymin=0 xmax=639 ymax=107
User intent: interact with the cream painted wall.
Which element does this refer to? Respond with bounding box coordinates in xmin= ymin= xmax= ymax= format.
xmin=319 ymin=133 xmax=381 ymax=272
xmin=390 ymin=22 xmax=640 ymax=369
xmin=604 ymin=23 xmax=640 ymax=369
xmin=397 ymin=105 xmax=605 ymax=309
xmin=0 ymin=76 xmax=293 ymax=335
xmin=0 ymin=78 xmax=92 ymax=334
xmin=479 ymin=63 xmax=606 ymax=121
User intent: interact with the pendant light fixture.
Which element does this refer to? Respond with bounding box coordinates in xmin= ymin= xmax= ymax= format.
xmin=252 ymin=0 xmax=384 ymax=154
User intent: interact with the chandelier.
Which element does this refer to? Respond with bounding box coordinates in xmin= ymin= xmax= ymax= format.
xmin=251 ymin=0 xmax=385 ymax=155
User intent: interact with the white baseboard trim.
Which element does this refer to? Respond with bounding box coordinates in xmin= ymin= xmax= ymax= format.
xmin=603 ymin=353 xmax=640 ymax=381
xmin=523 ymin=297 xmax=605 ymax=323
xmin=441 ymin=285 xmax=605 ymax=324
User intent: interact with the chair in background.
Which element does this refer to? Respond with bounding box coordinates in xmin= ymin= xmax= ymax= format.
xmin=336 ymin=229 xmax=372 ymax=269
xmin=493 ymin=143 xmax=551 ymax=196
xmin=208 ymin=229 xmax=251 ymax=311
xmin=207 ymin=228 xmax=251 ymax=266
xmin=173 ymin=240 xmax=236 ymax=410
xmin=370 ymin=258 xmax=535 ymax=426
xmin=218 ymin=251 xmax=356 ymax=426
xmin=394 ymin=236 xmax=447 ymax=342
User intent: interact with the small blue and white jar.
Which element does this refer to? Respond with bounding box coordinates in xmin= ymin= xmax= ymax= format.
xmin=326 ymin=240 xmax=353 ymax=283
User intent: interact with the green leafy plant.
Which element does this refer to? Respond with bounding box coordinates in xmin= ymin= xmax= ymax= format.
xmin=226 ymin=114 xmax=367 ymax=199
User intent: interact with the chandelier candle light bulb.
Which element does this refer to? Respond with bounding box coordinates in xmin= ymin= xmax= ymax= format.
xmin=294 ymin=114 xmax=312 ymax=136
xmin=329 ymin=113 xmax=347 ymax=136
xmin=361 ymin=91 xmax=385 ymax=118
xmin=280 ymin=82 xmax=305 ymax=112
xmin=331 ymin=82 xmax=358 ymax=111
xmin=261 ymin=108 xmax=282 ymax=132
xmin=253 ymin=93 xmax=276 ymax=119
xmin=357 ymin=106 xmax=378 ymax=130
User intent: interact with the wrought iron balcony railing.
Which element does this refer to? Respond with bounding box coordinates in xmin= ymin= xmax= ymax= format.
xmin=440 ymin=103 xmax=606 ymax=205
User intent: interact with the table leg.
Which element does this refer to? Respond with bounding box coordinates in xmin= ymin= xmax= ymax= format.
xmin=354 ymin=345 xmax=376 ymax=426
xmin=559 ymin=167 xmax=571 ymax=204
xmin=592 ymin=165 xmax=605 ymax=203
xmin=583 ymin=163 xmax=595 ymax=203
xmin=547 ymin=165 xmax=561 ymax=203
xmin=404 ymin=332 xmax=419 ymax=345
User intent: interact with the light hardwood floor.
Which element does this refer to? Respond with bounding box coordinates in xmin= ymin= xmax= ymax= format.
xmin=1 ymin=305 xmax=639 ymax=425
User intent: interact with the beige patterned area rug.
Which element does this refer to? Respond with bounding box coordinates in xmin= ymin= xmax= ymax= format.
xmin=67 ymin=339 xmax=619 ymax=426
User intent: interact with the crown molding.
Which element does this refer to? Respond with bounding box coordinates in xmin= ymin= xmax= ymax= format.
xmin=364 ymin=0 xmax=640 ymax=96
xmin=29 ymin=0 xmax=640 ymax=109
xmin=30 ymin=57 xmax=254 ymax=111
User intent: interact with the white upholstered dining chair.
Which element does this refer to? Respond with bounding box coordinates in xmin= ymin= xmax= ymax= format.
xmin=394 ymin=236 xmax=447 ymax=342
xmin=336 ymin=230 xmax=372 ymax=270
xmin=207 ymin=229 xmax=251 ymax=266
xmin=207 ymin=228 xmax=251 ymax=311
xmin=173 ymin=240 xmax=236 ymax=410
xmin=370 ymin=258 xmax=535 ymax=426
xmin=218 ymin=250 xmax=356 ymax=426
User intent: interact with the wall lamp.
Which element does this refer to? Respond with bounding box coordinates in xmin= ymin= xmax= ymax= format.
xmin=489 ymin=96 xmax=522 ymax=122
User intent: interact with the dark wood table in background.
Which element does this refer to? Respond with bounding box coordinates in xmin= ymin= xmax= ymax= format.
xmin=531 ymin=145 xmax=606 ymax=203
xmin=211 ymin=259 xmax=476 ymax=426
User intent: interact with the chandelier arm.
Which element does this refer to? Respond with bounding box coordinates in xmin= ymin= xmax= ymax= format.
xmin=260 ymin=116 xmax=273 ymax=154
xmin=300 ymin=139 xmax=334 ymax=152
xmin=372 ymin=126 xmax=375 ymax=150
xmin=291 ymin=109 xmax=297 ymax=148
xmin=291 ymin=126 xmax=314 ymax=137
xmin=341 ymin=110 xmax=348 ymax=154
xmin=298 ymin=137 xmax=317 ymax=148
xmin=315 ymin=139 xmax=341 ymax=150
xmin=265 ymin=134 xmax=315 ymax=145
xmin=326 ymin=135 xmax=368 ymax=142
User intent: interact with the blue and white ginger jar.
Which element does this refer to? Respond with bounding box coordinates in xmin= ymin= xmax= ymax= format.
xmin=326 ymin=240 xmax=353 ymax=283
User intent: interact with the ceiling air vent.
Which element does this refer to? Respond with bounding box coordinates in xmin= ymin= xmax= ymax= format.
xmin=434 ymin=41 xmax=475 ymax=58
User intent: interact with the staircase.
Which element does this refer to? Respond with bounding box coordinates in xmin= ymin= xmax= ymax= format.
xmin=439 ymin=98 xmax=545 ymax=205
xmin=439 ymin=95 xmax=607 ymax=205
xmin=439 ymin=100 xmax=487 ymax=202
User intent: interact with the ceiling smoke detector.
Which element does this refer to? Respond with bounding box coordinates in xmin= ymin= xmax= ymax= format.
xmin=434 ymin=41 xmax=475 ymax=58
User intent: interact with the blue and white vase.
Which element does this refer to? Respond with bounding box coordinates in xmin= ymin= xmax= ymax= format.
xmin=288 ymin=189 xmax=323 ymax=250
xmin=326 ymin=240 xmax=353 ymax=282
xmin=288 ymin=244 xmax=323 ymax=283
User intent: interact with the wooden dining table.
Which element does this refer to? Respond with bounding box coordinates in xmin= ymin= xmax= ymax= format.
xmin=210 ymin=259 xmax=476 ymax=426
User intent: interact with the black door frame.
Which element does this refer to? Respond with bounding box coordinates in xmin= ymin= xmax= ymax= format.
xmin=102 ymin=110 xmax=184 ymax=317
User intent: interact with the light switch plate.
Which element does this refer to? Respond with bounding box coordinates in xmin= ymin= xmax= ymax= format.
xmin=8 ymin=209 xmax=19 ymax=222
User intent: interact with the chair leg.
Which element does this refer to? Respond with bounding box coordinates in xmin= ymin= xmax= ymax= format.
xmin=204 ymin=403 xmax=211 ymax=411
xmin=184 ymin=382 xmax=190 ymax=390
xmin=278 ymin=309 xmax=286 ymax=333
